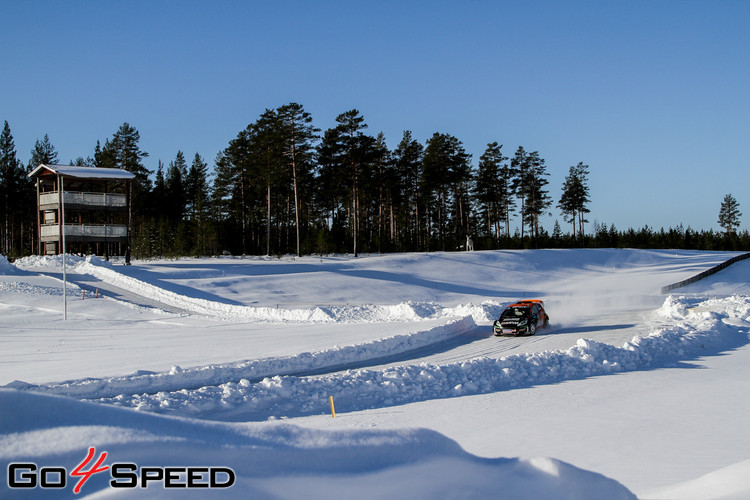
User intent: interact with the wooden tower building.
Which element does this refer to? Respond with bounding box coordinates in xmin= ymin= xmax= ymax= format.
xmin=27 ymin=164 xmax=136 ymax=262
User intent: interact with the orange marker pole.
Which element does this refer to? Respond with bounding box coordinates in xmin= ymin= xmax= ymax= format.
xmin=329 ymin=396 xmax=336 ymax=418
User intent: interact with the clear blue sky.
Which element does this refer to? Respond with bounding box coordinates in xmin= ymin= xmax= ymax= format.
xmin=2 ymin=1 xmax=748 ymax=233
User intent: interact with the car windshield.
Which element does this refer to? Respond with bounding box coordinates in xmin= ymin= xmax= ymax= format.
xmin=502 ymin=306 xmax=529 ymax=318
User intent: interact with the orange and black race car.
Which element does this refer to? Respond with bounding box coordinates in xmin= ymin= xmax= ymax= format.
xmin=493 ymin=299 xmax=549 ymax=336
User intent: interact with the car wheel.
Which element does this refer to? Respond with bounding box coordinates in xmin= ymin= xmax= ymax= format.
xmin=529 ymin=323 xmax=536 ymax=335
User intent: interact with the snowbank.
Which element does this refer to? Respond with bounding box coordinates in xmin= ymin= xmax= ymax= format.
xmin=0 ymin=254 xmax=20 ymax=275
xmin=644 ymin=459 xmax=750 ymax=499
xmin=0 ymin=389 xmax=636 ymax=499
xmin=14 ymin=254 xmax=503 ymax=323
xmin=16 ymin=316 xmax=479 ymax=399
xmin=22 ymin=294 xmax=743 ymax=422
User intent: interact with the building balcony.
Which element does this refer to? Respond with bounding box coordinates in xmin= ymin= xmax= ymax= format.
xmin=40 ymin=224 xmax=128 ymax=243
xmin=39 ymin=191 xmax=128 ymax=211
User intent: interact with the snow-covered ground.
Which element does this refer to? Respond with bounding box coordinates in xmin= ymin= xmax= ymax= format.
xmin=1 ymin=249 xmax=749 ymax=498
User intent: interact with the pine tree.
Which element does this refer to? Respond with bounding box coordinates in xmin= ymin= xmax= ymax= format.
xmin=153 ymin=160 xmax=167 ymax=207
xmin=558 ymin=162 xmax=591 ymax=241
xmin=0 ymin=121 xmax=25 ymax=255
xmin=165 ymin=151 xmax=188 ymax=223
xmin=422 ymin=132 xmax=471 ymax=251
xmin=212 ymin=150 xmax=247 ymax=254
xmin=28 ymin=134 xmax=58 ymax=168
xmin=552 ymin=220 xmax=563 ymax=244
xmin=186 ymin=153 xmax=211 ymax=255
xmin=104 ymin=123 xmax=150 ymax=180
xmin=510 ymin=146 xmax=528 ymax=242
xmin=256 ymin=109 xmax=283 ymax=255
xmin=187 ymin=153 xmax=209 ymax=218
xmin=521 ymin=151 xmax=551 ymax=242
xmin=474 ymin=142 xmax=513 ymax=242
xmin=372 ymin=132 xmax=394 ymax=252
xmin=718 ymin=194 xmax=741 ymax=236
xmin=315 ymin=127 xmax=347 ymax=249
xmin=392 ymin=131 xmax=423 ymax=250
xmin=277 ymin=102 xmax=319 ymax=257
xmin=323 ymin=109 xmax=371 ymax=256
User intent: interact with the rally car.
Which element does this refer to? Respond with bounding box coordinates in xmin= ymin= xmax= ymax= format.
xmin=493 ymin=299 xmax=549 ymax=336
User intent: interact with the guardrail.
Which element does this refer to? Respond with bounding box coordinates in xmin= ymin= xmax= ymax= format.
xmin=661 ymin=252 xmax=750 ymax=293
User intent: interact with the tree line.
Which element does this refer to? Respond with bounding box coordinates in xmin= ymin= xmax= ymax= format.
xmin=0 ymin=107 xmax=747 ymax=259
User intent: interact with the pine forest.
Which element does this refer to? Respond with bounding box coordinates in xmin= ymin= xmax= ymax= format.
xmin=1 ymin=106 xmax=748 ymax=260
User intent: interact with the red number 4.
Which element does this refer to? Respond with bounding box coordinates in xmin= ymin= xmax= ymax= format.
xmin=70 ymin=447 xmax=110 ymax=494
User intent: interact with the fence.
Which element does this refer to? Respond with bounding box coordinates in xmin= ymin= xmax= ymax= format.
xmin=661 ymin=252 xmax=750 ymax=293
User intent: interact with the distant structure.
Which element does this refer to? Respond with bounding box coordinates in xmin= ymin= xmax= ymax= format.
xmin=27 ymin=164 xmax=135 ymax=262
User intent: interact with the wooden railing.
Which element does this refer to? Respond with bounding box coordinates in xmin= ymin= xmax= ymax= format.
xmin=40 ymin=224 xmax=128 ymax=239
xmin=39 ymin=191 xmax=127 ymax=208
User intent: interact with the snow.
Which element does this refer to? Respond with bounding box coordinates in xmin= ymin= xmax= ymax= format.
xmin=1 ymin=248 xmax=749 ymax=498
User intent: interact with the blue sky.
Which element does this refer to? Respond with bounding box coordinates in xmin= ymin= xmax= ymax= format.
xmin=2 ymin=1 xmax=748 ymax=233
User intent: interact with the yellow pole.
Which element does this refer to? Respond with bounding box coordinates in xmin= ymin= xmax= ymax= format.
xmin=329 ymin=396 xmax=336 ymax=418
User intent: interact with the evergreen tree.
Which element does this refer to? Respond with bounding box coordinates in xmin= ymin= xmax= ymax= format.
xmin=558 ymin=162 xmax=591 ymax=241
xmin=391 ymin=131 xmax=424 ymax=250
xmin=552 ymin=220 xmax=563 ymax=246
xmin=316 ymin=127 xmax=349 ymax=251
xmin=186 ymin=153 xmax=212 ymax=255
xmin=255 ymin=109 xmax=283 ymax=255
xmin=187 ymin=153 xmax=210 ymax=218
xmin=277 ymin=102 xmax=319 ymax=257
xmin=211 ymin=150 xmax=245 ymax=254
xmin=474 ymin=142 xmax=513 ymax=242
xmin=319 ymin=109 xmax=372 ymax=256
xmin=100 ymin=123 xmax=151 ymax=259
xmin=718 ymin=194 xmax=741 ymax=235
xmin=103 ymin=122 xmax=151 ymax=189
xmin=165 ymin=151 xmax=188 ymax=223
xmin=149 ymin=160 xmax=169 ymax=256
xmin=521 ymin=151 xmax=551 ymax=242
xmin=0 ymin=121 xmax=27 ymax=255
xmin=510 ymin=146 xmax=528 ymax=241
xmin=371 ymin=132 xmax=394 ymax=252
xmin=421 ymin=132 xmax=471 ymax=251
xmin=28 ymin=134 xmax=58 ymax=168
xmin=93 ymin=140 xmax=111 ymax=168
xmin=153 ymin=160 xmax=167 ymax=208
xmin=71 ymin=156 xmax=95 ymax=167
xmin=216 ymin=131 xmax=253 ymax=254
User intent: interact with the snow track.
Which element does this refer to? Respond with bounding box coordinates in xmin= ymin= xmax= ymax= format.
xmin=90 ymin=295 xmax=750 ymax=422
xmin=10 ymin=316 xmax=481 ymax=399
xmin=7 ymin=250 xmax=749 ymax=423
xmin=11 ymin=294 xmax=748 ymax=424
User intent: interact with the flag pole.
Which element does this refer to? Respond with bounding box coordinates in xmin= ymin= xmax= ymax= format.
xmin=61 ymin=175 xmax=67 ymax=320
